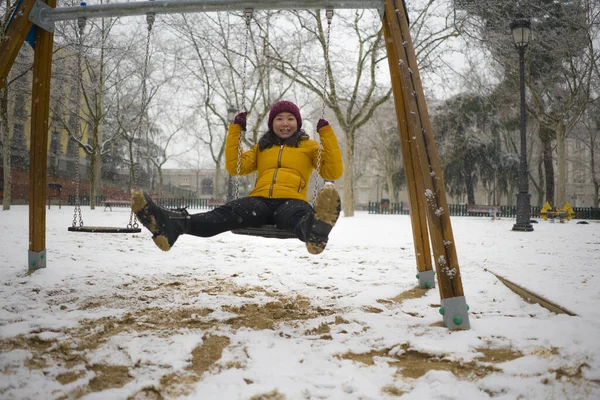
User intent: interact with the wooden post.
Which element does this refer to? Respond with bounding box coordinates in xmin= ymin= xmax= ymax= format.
xmin=383 ymin=0 xmax=469 ymax=328
xmin=28 ymin=0 xmax=56 ymax=271
xmin=0 ymin=0 xmax=37 ymax=90
xmin=382 ymin=21 xmax=434 ymax=283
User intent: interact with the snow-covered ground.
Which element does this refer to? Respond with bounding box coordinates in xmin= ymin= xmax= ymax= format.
xmin=1 ymin=205 xmax=599 ymax=399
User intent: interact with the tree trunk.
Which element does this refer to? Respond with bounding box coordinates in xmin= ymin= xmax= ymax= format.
xmin=1 ymin=87 xmax=10 ymax=210
xmin=128 ymin=143 xmax=135 ymax=193
xmin=94 ymin=148 xmax=102 ymax=196
xmin=591 ymin=141 xmax=599 ymax=207
xmin=89 ymin=150 xmax=97 ymax=209
xmin=466 ymin=174 xmax=475 ymax=205
xmin=555 ymin=122 xmax=566 ymax=208
xmin=158 ymin=167 xmax=163 ymax=198
xmin=342 ymin=132 xmax=355 ymax=217
xmin=94 ymin=120 xmax=103 ymax=199
xmin=215 ymin=166 xmax=221 ymax=199
xmin=536 ymin=157 xmax=545 ymax=208
xmin=386 ymin=173 xmax=396 ymax=203
xmin=542 ymin=138 xmax=555 ymax=206
xmin=90 ymin=19 xmax=107 ymax=207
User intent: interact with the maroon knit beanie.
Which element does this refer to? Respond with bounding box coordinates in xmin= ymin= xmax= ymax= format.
xmin=267 ymin=100 xmax=302 ymax=130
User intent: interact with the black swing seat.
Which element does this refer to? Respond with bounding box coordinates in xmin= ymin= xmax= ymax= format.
xmin=232 ymin=225 xmax=297 ymax=239
xmin=68 ymin=226 xmax=141 ymax=233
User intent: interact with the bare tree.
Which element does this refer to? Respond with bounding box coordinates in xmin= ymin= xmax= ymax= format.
xmin=263 ymin=9 xmax=391 ymax=217
xmin=576 ymin=107 xmax=600 ymax=206
xmin=363 ymin=105 xmax=405 ymax=203
xmin=1 ymin=0 xmax=24 ymax=210
xmin=1 ymin=0 xmax=13 ymax=210
xmin=52 ymin=9 xmax=137 ymax=208
xmin=163 ymin=11 xmax=293 ymax=199
xmin=264 ymin=2 xmax=464 ymax=216
xmin=144 ymin=112 xmax=188 ymax=198
xmin=454 ymin=0 xmax=600 ymax=207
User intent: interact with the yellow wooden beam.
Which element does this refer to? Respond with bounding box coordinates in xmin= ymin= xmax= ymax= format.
xmin=0 ymin=0 xmax=38 ymax=90
xmin=382 ymin=20 xmax=433 ymax=277
xmin=28 ymin=0 xmax=56 ymax=270
xmin=383 ymin=0 xmax=465 ymax=299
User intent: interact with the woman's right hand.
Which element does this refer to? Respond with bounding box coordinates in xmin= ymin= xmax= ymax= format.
xmin=234 ymin=112 xmax=247 ymax=130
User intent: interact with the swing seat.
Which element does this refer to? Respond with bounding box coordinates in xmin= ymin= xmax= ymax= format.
xmin=68 ymin=226 xmax=141 ymax=233
xmin=232 ymin=225 xmax=297 ymax=239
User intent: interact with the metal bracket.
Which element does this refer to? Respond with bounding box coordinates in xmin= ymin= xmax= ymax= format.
xmin=244 ymin=8 xmax=253 ymax=26
xmin=325 ymin=7 xmax=334 ymax=24
xmin=28 ymin=249 xmax=47 ymax=271
xmin=416 ymin=269 xmax=435 ymax=289
xmin=440 ymin=296 xmax=470 ymax=329
xmin=376 ymin=1 xmax=385 ymax=20
xmin=29 ymin=0 xmax=55 ymax=33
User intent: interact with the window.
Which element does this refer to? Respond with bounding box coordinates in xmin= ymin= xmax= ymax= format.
xmin=51 ymin=102 xmax=63 ymax=127
xmin=68 ymin=111 xmax=79 ymax=133
xmin=13 ymin=94 xmax=26 ymax=119
xmin=573 ymin=158 xmax=585 ymax=184
xmin=50 ymin=131 xmax=61 ymax=154
xmin=67 ymin=137 xmax=78 ymax=157
xmin=201 ymin=178 xmax=214 ymax=195
xmin=180 ymin=176 xmax=191 ymax=186
xmin=11 ymin=124 xmax=25 ymax=149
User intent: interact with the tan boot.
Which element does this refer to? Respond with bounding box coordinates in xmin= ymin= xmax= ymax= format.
xmin=131 ymin=191 xmax=190 ymax=251
xmin=306 ymin=184 xmax=341 ymax=255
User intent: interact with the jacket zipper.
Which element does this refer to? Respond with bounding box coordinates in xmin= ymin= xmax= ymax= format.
xmin=269 ymin=145 xmax=284 ymax=198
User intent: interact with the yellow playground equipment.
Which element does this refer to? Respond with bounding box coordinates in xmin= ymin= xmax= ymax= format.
xmin=539 ymin=202 xmax=576 ymax=222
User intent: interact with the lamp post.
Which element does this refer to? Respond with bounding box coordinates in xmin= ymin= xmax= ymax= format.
xmin=226 ymin=104 xmax=237 ymax=202
xmin=510 ymin=18 xmax=533 ymax=232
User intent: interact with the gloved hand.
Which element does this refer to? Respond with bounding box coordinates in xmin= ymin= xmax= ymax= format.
xmin=317 ymin=119 xmax=329 ymax=131
xmin=234 ymin=112 xmax=247 ymax=130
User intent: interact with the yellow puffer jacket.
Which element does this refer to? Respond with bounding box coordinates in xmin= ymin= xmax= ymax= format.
xmin=225 ymin=124 xmax=343 ymax=202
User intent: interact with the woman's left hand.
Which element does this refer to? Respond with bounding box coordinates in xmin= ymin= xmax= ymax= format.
xmin=234 ymin=112 xmax=247 ymax=130
xmin=317 ymin=119 xmax=329 ymax=130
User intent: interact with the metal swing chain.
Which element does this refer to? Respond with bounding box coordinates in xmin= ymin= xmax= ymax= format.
xmin=128 ymin=12 xmax=154 ymax=229
xmin=234 ymin=9 xmax=253 ymax=201
xmin=241 ymin=9 xmax=252 ymax=114
xmin=72 ymin=15 xmax=86 ymax=228
xmin=312 ymin=8 xmax=333 ymax=204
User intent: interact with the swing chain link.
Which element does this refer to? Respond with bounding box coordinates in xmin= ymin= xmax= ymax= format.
xmin=321 ymin=8 xmax=333 ymax=120
xmin=72 ymin=17 xmax=86 ymax=228
xmin=312 ymin=146 xmax=323 ymax=204
xmin=128 ymin=11 xmax=154 ymax=230
xmin=313 ymin=8 xmax=333 ymax=204
xmin=233 ymin=9 xmax=252 ymax=201
xmin=234 ymin=134 xmax=243 ymax=200
xmin=241 ymin=8 xmax=252 ymax=113
xmin=73 ymin=152 xmax=84 ymax=227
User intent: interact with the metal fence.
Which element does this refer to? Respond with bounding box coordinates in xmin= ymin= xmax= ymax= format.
xmin=63 ymin=196 xmax=600 ymax=220
xmin=367 ymin=201 xmax=600 ymax=220
xmin=67 ymin=195 xmax=223 ymax=210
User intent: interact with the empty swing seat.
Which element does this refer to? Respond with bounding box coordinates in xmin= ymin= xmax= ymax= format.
xmin=68 ymin=226 xmax=141 ymax=233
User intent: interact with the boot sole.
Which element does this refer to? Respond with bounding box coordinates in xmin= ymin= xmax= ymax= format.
xmin=307 ymin=185 xmax=341 ymax=255
xmin=131 ymin=191 xmax=172 ymax=252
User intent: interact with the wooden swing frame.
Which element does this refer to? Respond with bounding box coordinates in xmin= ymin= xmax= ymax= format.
xmin=0 ymin=0 xmax=470 ymax=329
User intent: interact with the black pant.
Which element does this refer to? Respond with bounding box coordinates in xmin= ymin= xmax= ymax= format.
xmin=187 ymin=197 xmax=314 ymax=241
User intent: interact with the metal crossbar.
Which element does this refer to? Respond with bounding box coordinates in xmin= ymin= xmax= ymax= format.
xmin=35 ymin=0 xmax=384 ymax=26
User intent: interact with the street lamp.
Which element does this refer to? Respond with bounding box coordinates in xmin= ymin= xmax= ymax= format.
xmin=510 ymin=18 xmax=533 ymax=232
xmin=226 ymin=104 xmax=237 ymax=202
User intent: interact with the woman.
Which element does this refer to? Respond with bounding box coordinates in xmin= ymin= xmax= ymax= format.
xmin=132 ymin=100 xmax=344 ymax=255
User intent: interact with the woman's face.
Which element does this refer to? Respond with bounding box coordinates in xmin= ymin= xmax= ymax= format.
xmin=272 ymin=112 xmax=298 ymax=139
